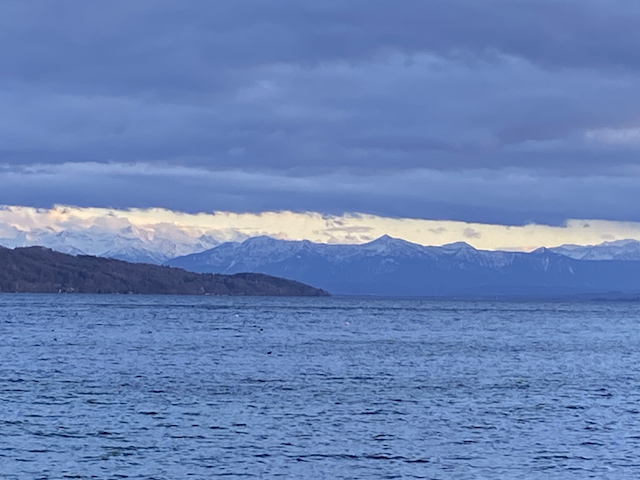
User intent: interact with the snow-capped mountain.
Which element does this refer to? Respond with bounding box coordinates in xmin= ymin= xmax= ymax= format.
xmin=0 ymin=224 xmax=220 ymax=264
xmin=169 ymin=235 xmax=526 ymax=274
xmin=4 ymin=216 xmax=640 ymax=295
xmin=167 ymin=236 xmax=640 ymax=296
xmin=550 ymin=239 xmax=640 ymax=261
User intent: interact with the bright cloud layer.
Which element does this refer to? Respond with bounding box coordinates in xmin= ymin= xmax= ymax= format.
xmin=2 ymin=205 xmax=640 ymax=257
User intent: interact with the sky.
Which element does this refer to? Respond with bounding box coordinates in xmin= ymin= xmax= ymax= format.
xmin=2 ymin=0 xmax=640 ymax=245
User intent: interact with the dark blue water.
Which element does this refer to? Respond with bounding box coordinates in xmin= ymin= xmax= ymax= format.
xmin=2 ymin=295 xmax=640 ymax=479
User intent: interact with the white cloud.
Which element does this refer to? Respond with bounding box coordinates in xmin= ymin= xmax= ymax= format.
xmin=3 ymin=205 xmax=640 ymax=256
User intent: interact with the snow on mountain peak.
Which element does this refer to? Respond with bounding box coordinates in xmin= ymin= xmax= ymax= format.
xmin=368 ymin=234 xmax=395 ymax=244
xmin=241 ymin=236 xmax=306 ymax=252
xmin=0 ymin=222 xmax=223 ymax=264
xmin=359 ymin=235 xmax=426 ymax=257
xmin=244 ymin=235 xmax=278 ymax=244
xmin=550 ymin=239 xmax=640 ymax=260
xmin=601 ymin=239 xmax=640 ymax=247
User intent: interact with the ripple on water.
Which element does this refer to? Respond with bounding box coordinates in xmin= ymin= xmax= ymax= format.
xmin=2 ymin=295 xmax=640 ymax=478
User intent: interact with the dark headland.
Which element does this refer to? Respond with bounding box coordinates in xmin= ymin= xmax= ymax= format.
xmin=0 ymin=246 xmax=329 ymax=296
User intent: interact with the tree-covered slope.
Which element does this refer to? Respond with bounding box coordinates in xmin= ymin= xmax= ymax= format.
xmin=0 ymin=246 xmax=328 ymax=296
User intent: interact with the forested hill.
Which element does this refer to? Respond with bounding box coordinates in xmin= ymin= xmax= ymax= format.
xmin=0 ymin=246 xmax=329 ymax=296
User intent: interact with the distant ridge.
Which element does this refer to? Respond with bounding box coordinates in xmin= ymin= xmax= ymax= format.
xmin=0 ymin=246 xmax=329 ymax=296
xmin=4 ymin=221 xmax=640 ymax=266
xmin=167 ymin=236 xmax=640 ymax=297
xmin=550 ymin=239 xmax=640 ymax=261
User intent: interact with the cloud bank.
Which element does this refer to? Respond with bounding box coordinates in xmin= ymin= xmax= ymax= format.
xmin=3 ymin=206 xmax=640 ymax=257
xmin=1 ymin=1 xmax=640 ymax=223
xmin=3 ymin=163 xmax=640 ymax=226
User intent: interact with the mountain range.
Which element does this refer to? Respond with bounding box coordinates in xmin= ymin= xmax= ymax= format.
xmin=166 ymin=236 xmax=640 ymax=297
xmin=549 ymin=239 xmax=640 ymax=261
xmin=3 ymin=228 xmax=640 ymax=297
xmin=4 ymin=221 xmax=640 ymax=265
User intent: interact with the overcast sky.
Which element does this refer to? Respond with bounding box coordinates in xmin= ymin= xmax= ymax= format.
xmin=2 ymin=0 xmax=640 ymax=225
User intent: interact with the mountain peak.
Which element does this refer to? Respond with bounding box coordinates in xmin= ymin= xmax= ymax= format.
xmin=363 ymin=235 xmax=422 ymax=250
xmin=242 ymin=235 xmax=282 ymax=245
xmin=368 ymin=234 xmax=398 ymax=245
xmin=531 ymin=247 xmax=554 ymax=255
xmin=441 ymin=241 xmax=475 ymax=251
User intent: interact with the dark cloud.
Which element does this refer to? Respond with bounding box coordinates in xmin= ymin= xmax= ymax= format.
xmin=1 ymin=0 xmax=640 ymax=223
xmin=3 ymin=1 xmax=640 ymax=82
xmin=3 ymin=163 xmax=640 ymax=226
xmin=464 ymin=228 xmax=481 ymax=239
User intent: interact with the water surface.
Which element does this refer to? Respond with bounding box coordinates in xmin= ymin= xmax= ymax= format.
xmin=2 ymin=295 xmax=640 ymax=478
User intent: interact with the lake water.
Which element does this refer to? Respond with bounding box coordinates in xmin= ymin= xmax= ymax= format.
xmin=2 ymin=295 xmax=640 ymax=479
